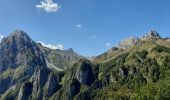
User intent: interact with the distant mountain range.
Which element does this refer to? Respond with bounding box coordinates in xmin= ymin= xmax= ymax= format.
xmin=0 ymin=30 xmax=170 ymax=100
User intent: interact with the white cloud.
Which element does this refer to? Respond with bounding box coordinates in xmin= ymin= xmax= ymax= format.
xmin=0 ymin=35 xmax=4 ymax=43
xmin=36 ymin=0 xmax=60 ymax=12
xmin=89 ymin=35 xmax=97 ymax=39
xmin=37 ymin=41 xmax=64 ymax=50
xmin=106 ymin=42 xmax=112 ymax=48
xmin=76 ymin=24 xmax=83 ymax=28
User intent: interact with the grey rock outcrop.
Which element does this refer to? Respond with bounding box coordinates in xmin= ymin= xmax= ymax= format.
xmin=44 ymin=73 xmax=61 ymax=97
xmin=38 ymin=44 xmax=84 ymax=70
xmin=68 ymin=78 xmax=81 ymax=99
xmin=31 ymin=67 xmax=49 ymax=100
xmin=18 ymin=81 xmax=33 ymax=100
xmin=0 ymin=30 xmax=46 ymax=72
xmin=75 ymin=60 xmax=95 ymax=86
xmin=118 ymin=37 xmax=140 ymax=50
xmin=142 ymin=30 xmax=161 ymax=41
xmin=30 ymin=66 xmax=61 ymax=99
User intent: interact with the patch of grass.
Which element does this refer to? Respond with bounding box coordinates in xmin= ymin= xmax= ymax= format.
xmin=13 ymin=66 xmax=27 ymax=80
xmin=0 ymin=68 xmax=15 ymax=79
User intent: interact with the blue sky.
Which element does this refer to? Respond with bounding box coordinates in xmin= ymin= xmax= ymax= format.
xmin=0 ymin=0 xmax=170 ymax=56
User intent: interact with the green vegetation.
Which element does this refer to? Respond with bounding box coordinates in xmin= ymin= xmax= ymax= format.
xmin=0 ymin=68 xmax=15 ymax=79
xmin=131 ymin=79 xmax=170 ymax=100
xmin=74 ymin=43 xmax=170 ymax=100
xmin=13 ymin=66 xmax=27 ymax=80
xmin=152 ymin=45 xmax=170 ymax=53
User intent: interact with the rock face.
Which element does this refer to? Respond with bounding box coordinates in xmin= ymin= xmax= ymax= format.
xmin=31 ymin=67 xmax=49 ymax=99
xmin=118 ymin=37 xmax=140 ymax=50
xmin=38 ymin=44 xmax=84 ymax=70
xmin=30 ymin=67 xmax=58 ymax=99
xmin=142 ymin=30 xmax=161 ymax=40
xmin=18 ymin=81 xmax=33 ymax=100
xmin=50 ymin=59 xmax=95 ymax=100
xmin=0 ymin=30 xmax=45 ymax=71
xmin=68 ymin=78 xmax=81 ymax=99
xmin=0 ymin=30 xmax=46 ymax=94
xmin=44 ymin=73 xmax=60 ymax=97
xmin=75 ymin=60 xmax=95 ymax=86
xmin=0 ymin=30 xmax=46 ymax=75
xmin=117 ymin=30 xmax=162 ymax=50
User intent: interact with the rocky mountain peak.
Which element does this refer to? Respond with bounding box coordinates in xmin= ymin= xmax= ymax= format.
xmin=0 ymin=30 xmax=34 ymax=47
xmin=66 ymin=48 xmax=82 ymax=58
xmin=10 ymin=29 xmax=26 ymax=36
xmin=142 ymin=30 xmax=161 ymax=40
xmin=0 ymin=30 xmax=44 ymax=72
xmin=9 ymin=30 xmax=32 ymax=41
xmin=116 ymin=30 xmax=161 ymax=50
xmin=118 ymin=36 xmax=140 ymax=50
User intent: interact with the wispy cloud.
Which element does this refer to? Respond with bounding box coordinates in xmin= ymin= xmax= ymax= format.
xmin=0 ymin=34 xmax=4 ymax=43
xmin=106 ymin=42 xmax=112 ymax=48
xmin=37 ymin=41 xmax=64 ymax=50
xmin=36 ymin=0 xmax=60 ymax=12
xmin=76 ymin=24 xmax=83 ymax=29
xmin=89 ymin=35 xmax=97 ymax=39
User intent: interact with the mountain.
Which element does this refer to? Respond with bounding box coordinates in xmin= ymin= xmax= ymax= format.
xmin=0 ymin=30 xmax=47 ymax=96
xmin=90 ymin=30 xmax=170 ymax=99
xmin=38 ymin=44 xmax=84 ymax=71
xmin=0 ymin=30 xmax=170 ymax=100
xmin=0 ymin=30 xmax=83 ymax=100
xmin=93 ymin=30 xmax=168 ymax=64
